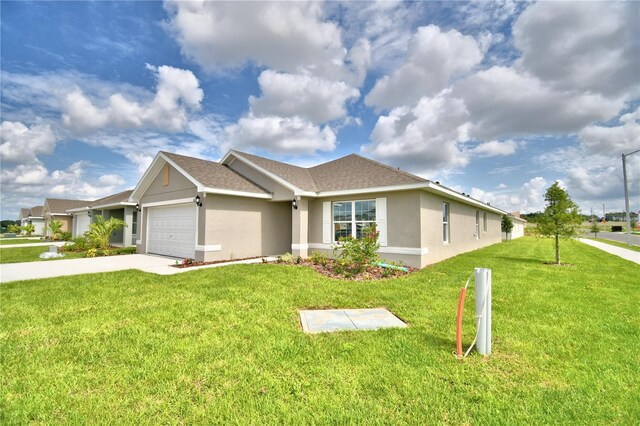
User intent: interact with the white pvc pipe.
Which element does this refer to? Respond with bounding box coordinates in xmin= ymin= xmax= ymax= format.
xmin=475 ymin=268 xmax=492 ymax=355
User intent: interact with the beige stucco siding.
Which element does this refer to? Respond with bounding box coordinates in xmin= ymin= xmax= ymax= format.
xmin=227 ymin=160 xmax=293 ymax=201
xmin=200 ymin=194 xmax=291 ymax=262
xmin=420 ymin=192 xmax=502 ymax=265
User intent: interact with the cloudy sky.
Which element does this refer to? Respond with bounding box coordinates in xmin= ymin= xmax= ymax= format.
xmin=1 ymin=1 xmax=639 ymax=220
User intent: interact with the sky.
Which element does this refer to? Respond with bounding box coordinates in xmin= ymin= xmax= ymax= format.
xmin=1 ymin=0 xmax=639 ymax=220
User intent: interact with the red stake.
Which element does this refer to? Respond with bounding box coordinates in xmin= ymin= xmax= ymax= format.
xmin=456 ymin=287 xmax=467 ymax=358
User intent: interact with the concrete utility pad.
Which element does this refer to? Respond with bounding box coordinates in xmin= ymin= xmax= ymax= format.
xmin=299 ymin=308 xmax=407 ymax=333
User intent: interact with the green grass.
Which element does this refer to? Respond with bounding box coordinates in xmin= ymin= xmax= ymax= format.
xmin=584 ymin=237 xmax=640 ymax=253
xmin=0 ymin=246 xmax=87 ymax=264
xmin=1 ymin=237 xmax=638 ymax=424
xmin=0 ymin=238 xmax=43 ymax=245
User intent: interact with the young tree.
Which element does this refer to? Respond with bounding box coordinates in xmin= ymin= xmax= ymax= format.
xmin=84 ymin=215 xmax=127 ymax=249
xmin=501 ymin=215 xmax=514 ymax=240
xmin=590 ymin=221 xmax=600 ymax=238
xmin=21 ymin=223 xmax=36 ymax=237
xmin=7 ymin=224 xmax=21 ymax=234
xmin=48 ymin=219 xmax=63 ymax=241
xmin=537 ymin=182 xmax=582 ymax=264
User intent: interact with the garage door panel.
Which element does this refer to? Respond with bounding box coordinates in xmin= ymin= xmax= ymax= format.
xmin=147 ymin=204 xmax=196 ymax=258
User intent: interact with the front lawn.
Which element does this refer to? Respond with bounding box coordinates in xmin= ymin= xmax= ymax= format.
xmin=1 ymin=237 xmax=638 ymax=424
xmin=0 ymin=246 xmax=86 ymax=264
xmin=0 ymin=238 xmax=43 ymax=245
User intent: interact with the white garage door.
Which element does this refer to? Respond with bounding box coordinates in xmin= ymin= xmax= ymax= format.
xmin=75 ymin=212 xmax=91 ymax=237
xmin=146 ymin=203 xmax=196 ymax=259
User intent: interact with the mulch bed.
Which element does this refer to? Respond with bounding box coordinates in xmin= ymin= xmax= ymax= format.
xmin=171 ymin=256 xmax=266 ymax=268
xmin=275 ymin=258 xmax=417 ymax=281
xmin=171 ymin=255 xmax=416 ymax=280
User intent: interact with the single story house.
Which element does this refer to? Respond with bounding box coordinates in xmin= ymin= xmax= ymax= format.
xmin=67 ymin=190 xmax=137 ymax=246
xmin=130 ymin=150 xmax=507 ymax=268
xmin=18 ymin=206 xmax=45 ymax=235
xmin=42 ymin=198 xmax=92 ymax=237
xmin=503 ymin=212 xmax=527 ymax=240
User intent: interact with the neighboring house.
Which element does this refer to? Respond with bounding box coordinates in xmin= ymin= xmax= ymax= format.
xmin=18 ymin=206 xmax=45 ymax=235
xmin=42 ymin=198 xmax=92 ymax=237
xmin=67 ymin=190 xmax=137 ymax=246
xmin=503 ymin=212 xmax=527 ymax=240
xmin=130 ymin=150 xmax=507 ymax=268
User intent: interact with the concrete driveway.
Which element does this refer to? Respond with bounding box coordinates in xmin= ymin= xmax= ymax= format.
xmin=0 ymin=254 xmax=177 ymax=283
xmin=0 ymin=254 xmax=277 ymax=283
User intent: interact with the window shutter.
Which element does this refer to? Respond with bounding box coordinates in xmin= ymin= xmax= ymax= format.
xmin=322 ymin=202 xmax=331 ymax=244
xmin=376 ymin=198 xmax=387 ymax=247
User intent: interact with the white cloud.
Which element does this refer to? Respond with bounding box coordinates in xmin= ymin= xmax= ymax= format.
xmin=225 ymin=115 xmax=336 ymax=155
xmin=164 ymin=1 xmax=368 ymax=83
xmin=249 ymin=70 xmax=359 ymax=124
xmin=62 ymin=65 xmax=203 ymax=134
xmin=453 ymin=66 xmax=625 ymax=140
xmin=363 ymin=89 xmax=470 ymax=175
xmin=365 ymin=25 xmax=484 ymax=110
xmin=578 ymin=107 xmax=640 ymax=156
xmin=98 ymin=174 xmax=125 ymax=186
xmin=0 ymin=121 xmax=58 ymax=164
xmin=497 ymin=183 xmax=507 ymax=189
xmin=469 ymin=176 xmax=548 ymax=213
xmin=469 ymin=139 xmax=519 ymax=157
xmin=513 ymin=1 xmax=640 ymax=98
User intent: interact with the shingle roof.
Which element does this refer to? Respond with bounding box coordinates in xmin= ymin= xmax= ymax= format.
xmin=30 ymin=206 xmax=43 ymax=217
xmin=309 ymin=154 xmax=426 ymax=191
xmin=230 ymin=151 xmax=426 ymax=192
xmin=232 ymin=151 xmax=319 ymax=191
xmin=19 ymin=208 xmax=30 ymax=219
xmin=162 ymin=152 xmax=269 ymax=194
xmin=91 ymin=190 xmax=133 ymax=207
xmin=45 ymin=198 xmax=92 ymax=214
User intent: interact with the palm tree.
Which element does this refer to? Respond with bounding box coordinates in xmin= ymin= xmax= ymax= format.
xmin=85 ymin=215 xmax=127 ymax=249
xmin=48 ymin=219 xmax=63 ymax=241
xmin=22 ymin=223 xmax=36 ymax=237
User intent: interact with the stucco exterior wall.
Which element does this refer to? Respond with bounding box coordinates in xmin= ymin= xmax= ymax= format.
xmin=420 ymin=192 xmax=502 ymax=265
xmin=199 ymin=194 xmax=291 ymax=262
xmin=137 ymin=163 xmax=197 ymax=253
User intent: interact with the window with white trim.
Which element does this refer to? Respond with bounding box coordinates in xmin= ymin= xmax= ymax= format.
xmin=442 ymin=202 xmax=450 ymax=243
xmin=333 ymin=200 xmax=376 ymax=241
xmin=483 ymin=212 xmax=487 ymax=232
xmin=475 ymin=211 xmax=480 ymax=239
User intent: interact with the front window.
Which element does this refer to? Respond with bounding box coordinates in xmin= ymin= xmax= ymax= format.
xmin=132 ymin=211 xmax=138 ymax=235
xmin=333 ymin=200 xmax=376 ymax=241
xmin=442 ymin=202 xmax=450 ymax=243
xmin=483 ymin=212 xmax=487 ymax=232
xmin=475 ymin=211 xmax=480 ymax=239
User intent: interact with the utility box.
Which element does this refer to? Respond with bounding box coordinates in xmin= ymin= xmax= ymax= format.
xmin=48 ymin=245 xmax=58 ymax=253
xmin=475 ymin=268 xmax=492 ymax=356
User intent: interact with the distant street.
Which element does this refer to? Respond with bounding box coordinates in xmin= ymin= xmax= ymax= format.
xmin=589 ymin=231 xmax=640 ymax=246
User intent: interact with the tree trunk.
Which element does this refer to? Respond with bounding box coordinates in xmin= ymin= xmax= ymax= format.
xmin=555 ymin=234 xmax=560 ymax=264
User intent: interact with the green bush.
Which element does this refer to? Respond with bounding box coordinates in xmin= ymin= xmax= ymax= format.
xmin=333 ymin=224 xmax=380 ymax=276
xmin=279 ymin=252 xmax=294 ymax=263
xmin=310 ymin=250 xmax=329 ymax=266
xmin=60 ymin=231 xmax=72 ymax=241
xmin=85 ymin=248 xmax=98 ymax=258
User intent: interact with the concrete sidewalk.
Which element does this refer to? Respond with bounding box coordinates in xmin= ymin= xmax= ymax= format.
xmin=578 ymin=238 xmax=640 ymax=265
xmin=0 ymin=254 xmax=277 ymax=283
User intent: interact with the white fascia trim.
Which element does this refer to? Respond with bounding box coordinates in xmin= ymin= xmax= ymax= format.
xmin=510 ymin=216 xmax=527 ymax=223
xmin=316 ymin=182 xmax=429 ymax=198
xmin=291 ymin=243 xmax=309 ymax=250
xmin=425 ymin=182 xmax=508 ymax=215
xmin=91 ymin=202 xmax=137 ymax=210
xmin=141 ymin=198 xmax=195 ymax=208
xmin=202 ymin=186 xmax=272 ymax=199
xmin=308 ymin=243 xmax=428 ymax=256
xmin=195 ymin=244 xmax=222 ymax=252
xmin=221 ymin=151 xmax=304 ymax=194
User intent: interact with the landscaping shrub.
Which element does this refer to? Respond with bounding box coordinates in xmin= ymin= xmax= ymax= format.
xmin=85 ymin=248 xmax=98 ymax=258
xmin=333 ymin=224 xmax=380 ymax=277
xmin=278 ymin=252 xmax=294 ymax=263
xmin=310 ymin=250 xmax=329 ymax=266
xmin=60 ymin=231 xmax=72 ymax=241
